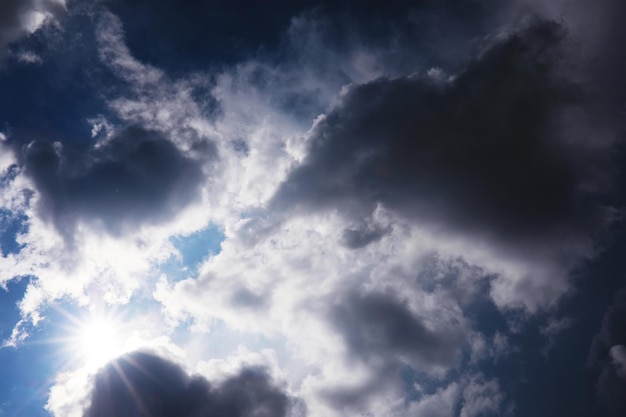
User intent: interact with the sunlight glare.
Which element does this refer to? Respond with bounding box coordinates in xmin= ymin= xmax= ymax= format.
xmin=59 ymin=310 xmax=129 ymax=372
xmin=79 ymin=318 xmax=120 ymax=367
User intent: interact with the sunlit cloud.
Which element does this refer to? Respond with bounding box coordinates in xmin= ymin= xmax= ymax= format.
xmin=0 ymin=0 xmax=625 ymax=416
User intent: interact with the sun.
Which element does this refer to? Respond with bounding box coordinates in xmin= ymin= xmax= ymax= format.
xmin=77 ymin=317 xmax=122 ymax=369
xmin=57 ymin=308 xmax=129 ymax=371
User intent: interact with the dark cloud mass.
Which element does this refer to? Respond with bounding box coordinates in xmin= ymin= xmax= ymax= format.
xmin=19 ymin=126 xmax=205 ymax=236
xmin=85 ymin=351 xmax=291 ymax=417
xmin=272 ymin=20 xmax=614 ymax=253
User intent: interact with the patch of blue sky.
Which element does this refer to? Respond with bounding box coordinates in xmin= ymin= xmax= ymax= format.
xmin=1 ymin=11 xmax=126 ymax=148
xmin=159 ymin=225 xmax=225 ymax=281
xmin=0 ymin=278 xmax=54 ymax=417
xmin=0 ymin=209 xmax=28 ymax=257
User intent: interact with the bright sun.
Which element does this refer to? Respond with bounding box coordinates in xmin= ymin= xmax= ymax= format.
xmin=59 ymin=310 xmax=128 ymax=371
xmin=78 ymin=318 xmax=121 ymax=368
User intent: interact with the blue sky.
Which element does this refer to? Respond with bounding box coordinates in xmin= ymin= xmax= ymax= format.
xmin=0 ymin=1 xmax=626 ymax=416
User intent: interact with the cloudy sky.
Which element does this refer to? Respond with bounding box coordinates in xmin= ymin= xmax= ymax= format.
xmin=0 ymin=0 xmax=625 ymax=416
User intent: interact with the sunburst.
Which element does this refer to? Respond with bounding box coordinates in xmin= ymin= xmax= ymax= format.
xmin=54 ymin=306 xmax=130 ymax=371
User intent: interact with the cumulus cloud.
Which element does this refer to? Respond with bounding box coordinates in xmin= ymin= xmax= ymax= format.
xmin=18 ymin=126 xmax=206 ymax=237
xmin=0 ymin=0 xmax=65 ymax=58
xmin=0 ymin=2 xmax=622 ymax=417
xmin=274 ymin=19 xmax=612 ymax=246
xmin=270 ymin=19 xmax=616 ymax=311
xmin=84 ymin=351 xmax=293 ymax=417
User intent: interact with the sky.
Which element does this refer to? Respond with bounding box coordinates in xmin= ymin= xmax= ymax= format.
xmin=0 ymin=0 xmax=625 ymax=416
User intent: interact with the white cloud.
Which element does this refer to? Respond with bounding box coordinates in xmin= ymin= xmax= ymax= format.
xmin=407 ymin=382 xmax=460 ymax=417
xmin=460 ymin=376 xmax=508 ymax=417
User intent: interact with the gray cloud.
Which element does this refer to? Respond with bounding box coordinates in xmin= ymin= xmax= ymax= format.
xmin=271 ymin=20 xmax=615 ymax=260
xmin=330 ymin=291 xmax=463 ymax=366
xmin=609 ymin=345 xmax=626 ymax=379
xmin=588 ymin=287 xmax=626 ymax=416
xmin=19 ymin=125 xmax=206 ymax=237
xmin=339 ymin=223 xmax=391 ymax=249
xmin=0 ymin=0 xmax=65 ymax=58
xmin=85 ymin=351 xmax=293 ymax=417
xmin=322 ymin=290 xmax=464 ymax=409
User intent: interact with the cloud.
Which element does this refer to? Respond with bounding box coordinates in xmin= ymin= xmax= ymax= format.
xmin=0 ymin=3 xmax=621 ymax=417
xmin=270 ymin=19 xmax=616 ymax=311
xmin=0 ymin=0 xmax=65 ymax=58
xmin=273 ymin=19 xmax=612 ymax=247
xmin=459 ymin=375 xmax=509 ymax=417
xmin=84 ymin=351 xmax=292 ymax=417
xmin=406 ymin=374 xmax=509 ymax=417
xmin=18 ymin=125 xmax=206 ymax=237
xmin=330 ymin=290 xmax=464 ymax=367
xmin=339 ymin=223 xmax=391 ymax=249
xmin=407 ymin=382 xmax=460 ymax=417
xmin=540 ymin=316 xmax=573 ymax=354
xmin=156 ymin=212 xmax=483 ymax=416
xmin=609 ymin=345 xmax=626 ymax=379
xmin=588 ymin=287 xmax=626 ymax=416
xmin=319 ymin=289 xmax=465 ymax=410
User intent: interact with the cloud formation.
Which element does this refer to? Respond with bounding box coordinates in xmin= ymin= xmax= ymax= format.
xmin=18 ymin=126 xmax=206 ymax=236
xmin=0 ymin=1 xmax=623 ymax=417
xmin=85 ymin=351 xmax=292 ymax=417
xmin=0 ymin=0 xmax=65 ymax=58
xmin=272 ymin=20 xmax=613 ymax=256
xmin=331 ymin=291 xmax=463 ymax=367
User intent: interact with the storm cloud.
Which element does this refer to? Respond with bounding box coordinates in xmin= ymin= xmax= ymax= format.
xmin=271 ymin=20 xmax=614 ymax=256
xmin=19 ymin=126 xmax=205 ymax=236
xmin=85 ymin=351 xmax=292 ymax=417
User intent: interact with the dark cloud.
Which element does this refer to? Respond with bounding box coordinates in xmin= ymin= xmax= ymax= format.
xmin=0 ymin=0 xmax=64 ymax=58
xmin=85 ymin=351 xmax=292 ymax=417
xmin=271 ymin=20 xmax=615 ymax=257
xmin=19 ymin=126 xmax=206 ymax=236
xmin=588 ymin=287 xmax=626 ymax=416
xmin=231 ymin=288 xmax=267 ymax=309
xmin=323 ymin=290 xmax=464 ymax=409
xmin=331 ymin=291 xmax=463 ymax=366
xmin=339 ymin=223 xmax=391 ymax=249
